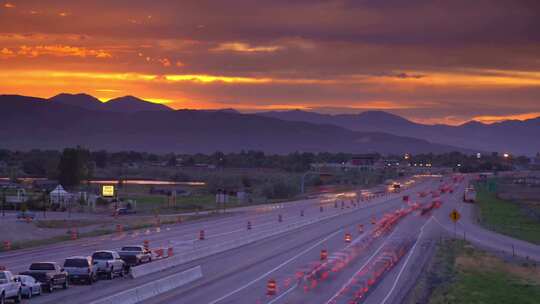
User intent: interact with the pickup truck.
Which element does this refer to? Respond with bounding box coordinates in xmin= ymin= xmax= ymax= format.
xmin=91 ymin=251 xmax=126 ymax=280
xmin=0 ymin=270 xmax=22 ymax=303
xmin=20 ymin=262 xmax=68 ymax=293
xmin=118 ymin=246 xmax=152 ymax=266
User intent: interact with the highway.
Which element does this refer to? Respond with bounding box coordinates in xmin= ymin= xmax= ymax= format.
xmin=0 ymin=175 xmax=430 ymax=303
xmin=3 ymin=174 xmax=536 ymax=304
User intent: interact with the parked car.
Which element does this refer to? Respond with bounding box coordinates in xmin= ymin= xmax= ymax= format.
xmin=119 ymin=246 xmax=152 ymax=266
xmin=63 ymin=256 xmax=97 ymax=285
xmin=20 ymin=262 xmax=68 ymax=293
xmin=91 ymin=251 xmax=126 ymax=279
xmin=13 ymin=275 xmax=41 ymax=299
xmin=0 ymin=270 xmax=22 ymax=303
xmin=116 ymin=208 xmax=136 ymax=216
xmin=16 ymin=211 xmax=35 ymax=220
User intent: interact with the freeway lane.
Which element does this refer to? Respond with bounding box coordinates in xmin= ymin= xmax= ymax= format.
xmin=0 ymin=176 xmax=430 ymax=275
xmin=263 ymin=186 xmax=446 ymax=304
xmin=139 ymin=178 xmax=441 ymax=304
xmin=0 ymin=197 xmax=347 ymax=272
xmin=353 ymin=173 xmax=539 ymax=304
xmin=18 ymin=174 xmax=537 ymax=304
xmin=24 ymin=177 xmax=438 ymax=304
xmin=2 ymin=176 xmax=431 ymax=303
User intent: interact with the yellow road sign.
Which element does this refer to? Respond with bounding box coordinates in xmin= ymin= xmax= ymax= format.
xmin=450 ymin=209 xmax=461 ymax=223
xmin=102 ymin=185 xmax=115 ymax=197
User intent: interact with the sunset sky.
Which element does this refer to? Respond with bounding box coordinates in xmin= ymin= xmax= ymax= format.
xmin=1 ymin=0 xmax=539 ymax=125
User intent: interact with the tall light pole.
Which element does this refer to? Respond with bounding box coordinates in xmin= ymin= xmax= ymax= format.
xmin=301 ymin=171 xmax=318 ymax=194
xmin=2 ymin=187 xmax=5 ymax=217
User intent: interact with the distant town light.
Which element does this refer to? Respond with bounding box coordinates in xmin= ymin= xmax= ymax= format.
xmin=476 ymin=153 xmax=482 ymax=159
xmin=457 ymin=163 xmax=462 ymax=167
xmin=404 ymin=153 xmax=410 ymax=160
xmin=503 ymin=153 xmax=510 ymax=158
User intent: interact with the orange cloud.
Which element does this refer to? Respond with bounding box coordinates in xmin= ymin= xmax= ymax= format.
xmin=95 ymin=89 xmax=121 ymax=93
xmin=472 ymin=112 xmax=540 ymax=124
xmin=212 ymin=42 xmax=283 ymax=53
xmin=158 ymin=58 xmax=171 ymax=67
xmin=367 ymin=69 xmax=540 ymax=88
xmin=3 ymin=3 xmax=15 ymax=8
xmin=348 ymin=101 xmax=417 ymax=110
xmin=13 ymin=45 xmax=112 ymax=59
xmin=0 ymin=47 xmax=15 ymax=58
xmin=165 ymin=74 xmax=273 ymax=84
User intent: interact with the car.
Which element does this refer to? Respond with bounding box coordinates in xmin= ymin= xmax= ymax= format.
xmin=19 ymin=262 xmax=68 ymax=293
xmin=13 ymin=275 xmax=41 ymax=299
xmin=63 ymin=256 xmax=97 ymax=285
xmin=16 ymin=211 xmax=35 ymax=220
xmin=118 ymin=208 xmax=136 ymax=215
xmin=119 ymin=246 xmax=152 ymax=266
xmin=91 ymin=251 xmax=126 ymax=280
xmin=112 ymin=208 xmax=136 ymax=216
xmin=0 ymin=270 xmax=22 ymax=303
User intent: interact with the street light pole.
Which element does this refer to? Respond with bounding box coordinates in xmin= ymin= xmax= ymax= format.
xmin=2 ymin=187 xmax=5 ymax=217
xmin=301 ymin=171 xmax=317 ymax=194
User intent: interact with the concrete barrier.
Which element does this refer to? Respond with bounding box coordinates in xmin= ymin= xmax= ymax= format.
xmin=90 ymin=266 xmax=202 ymax=304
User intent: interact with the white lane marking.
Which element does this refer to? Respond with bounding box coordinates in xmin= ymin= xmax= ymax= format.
xmin=380 ymin=217 xmax=433 ymax=304
xmin=207 ymin=229 xmax=342 ymax=304
xmin=267 ymin=282 xmax=299 ymax=304
xmin=324 ymin=227 xmax=401 ymax=304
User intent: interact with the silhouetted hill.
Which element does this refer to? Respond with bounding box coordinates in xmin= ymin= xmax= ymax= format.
xmin=105 ymin=96 xmax=172 ymax=113
xmin=49 ymin=93 xmax=172 ymax=113
xmin=0 ymin=94 xmax=465 ymax=154
xmin=50 ymin=93 xmax=103 ymax=111
xmin=258 ymin=110 xmax=540 ymax=155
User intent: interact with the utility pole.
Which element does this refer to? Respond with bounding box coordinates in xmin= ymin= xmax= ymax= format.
xmin=42 ymin=190 xmax=47 ymax=218
xmin=2 ymin=187 xmax=5 ymax=217
xmin=301 ymin=171 xmax=316 ymax=194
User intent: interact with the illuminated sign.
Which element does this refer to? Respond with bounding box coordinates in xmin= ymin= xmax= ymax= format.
xmin=102 ymin=185 xmax=115 ymax=197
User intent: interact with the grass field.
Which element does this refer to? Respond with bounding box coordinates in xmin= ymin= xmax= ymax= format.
xmin=406 ymin=240 xmax=540 ymax=304
xmin=124 ymin=193 xmax=238 ymax=213
xmin=476 ymin=185 xmax=540 ymax=245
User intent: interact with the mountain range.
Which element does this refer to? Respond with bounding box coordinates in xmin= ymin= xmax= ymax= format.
xmin=0 ymin=93 xmax=538 ymax=155
xmin=258 ymin=110 xmax=540 ymax=155
xmin=0 ymin=93 xmax=466 ymax=154
xmin=50 ymin=93 xmax=172 ymax=113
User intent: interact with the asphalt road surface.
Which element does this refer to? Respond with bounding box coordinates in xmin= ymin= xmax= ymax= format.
xmin=4 ymin=174 xmax=536 ymax=304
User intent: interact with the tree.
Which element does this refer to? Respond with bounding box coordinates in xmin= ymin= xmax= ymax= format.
xmin=167 ymin=155 xmax=177 ymax=167
xmin=92 ymin=150 xmax=108 ymax=168
xmin=57 ymin=147 xmax=92 ymax=187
